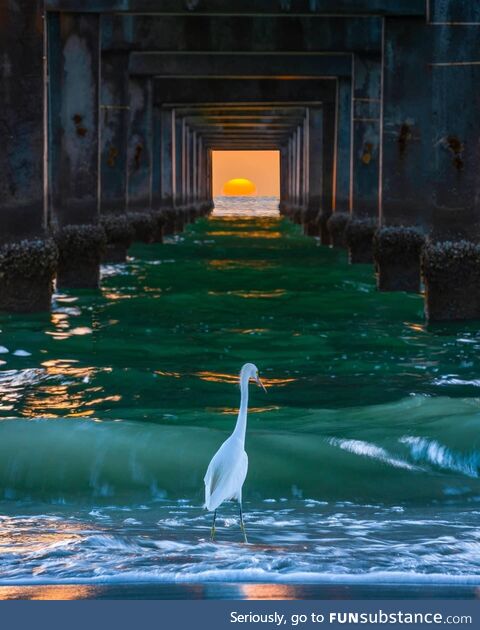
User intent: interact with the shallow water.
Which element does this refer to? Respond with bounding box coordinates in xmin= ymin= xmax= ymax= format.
xmin=1 ymin=196 xmax=480 ymax=593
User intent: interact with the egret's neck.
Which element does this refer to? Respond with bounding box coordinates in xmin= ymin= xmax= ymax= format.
xmin=233 ymin=372 xmax=249 ymax=442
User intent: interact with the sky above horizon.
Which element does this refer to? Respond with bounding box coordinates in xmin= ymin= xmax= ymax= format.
xmin=212 ymin=150 xmax=280 ymax=197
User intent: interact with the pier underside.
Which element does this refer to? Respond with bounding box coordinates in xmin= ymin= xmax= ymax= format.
xmin=0 ymin=1 xmax=479 ymax=321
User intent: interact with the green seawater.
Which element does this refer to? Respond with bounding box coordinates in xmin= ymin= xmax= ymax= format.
xmin=0 ymin=197 xmax=480 ymax=588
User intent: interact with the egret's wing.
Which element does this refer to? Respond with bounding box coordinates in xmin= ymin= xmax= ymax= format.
xmin=204 ymin=442 xmax=229 ymax=510
xmin=235 ymin=451 xmax=248 ymax=502
xmin=204 ymin=456 xmax=223 ymax=505
xmin=204 ymin=440 xmax=247 ymax=511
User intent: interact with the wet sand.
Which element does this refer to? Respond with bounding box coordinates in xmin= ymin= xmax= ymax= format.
xmin=0 ymin=583 xmax=478 ymax=600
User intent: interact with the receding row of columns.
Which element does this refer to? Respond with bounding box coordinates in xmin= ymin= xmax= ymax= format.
xmin=1 ymin=1 xmax=480 ymax=323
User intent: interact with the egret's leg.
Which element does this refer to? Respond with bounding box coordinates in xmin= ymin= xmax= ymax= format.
xmin=239 ymin=504 xmax=248 ymax=543
xmin=210 ymin=510 xmax=217 ymax=542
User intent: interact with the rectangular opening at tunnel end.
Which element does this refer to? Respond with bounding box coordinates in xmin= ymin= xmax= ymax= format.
xmin=212 ymin=150 xmax=280 ymax=198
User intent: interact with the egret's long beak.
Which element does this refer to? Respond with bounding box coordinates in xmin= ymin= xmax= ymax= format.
xmin=256 ymin=377 xmax=267 ymax=393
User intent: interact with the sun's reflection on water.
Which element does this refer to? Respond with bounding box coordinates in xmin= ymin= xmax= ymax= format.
xmin=240 ymin=584 xmax=297 ymax=600
xmin=208 ymin=289 xmax=286 ymax=299
xmin=41 ymin=360 xmax=100 ymax=380
xmin=208 ymin=259 xmax=277 ymax=270
xmin=207 ymin=405 xmax=281 ymax=415
xmin=0 ymin=585 xmax=98 ymax=600
xmin=195 ymin=371 xmax=295 ymax=387
xmin=206 ymin=230 xmax=282 ymax=239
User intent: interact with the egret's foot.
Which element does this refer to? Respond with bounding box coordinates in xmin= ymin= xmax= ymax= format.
xmin=210 ymin=526 xmax=216 ymax=542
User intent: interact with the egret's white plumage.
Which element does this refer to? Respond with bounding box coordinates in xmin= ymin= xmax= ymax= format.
xmin=204 ymin=363 xmax=266 ymax=542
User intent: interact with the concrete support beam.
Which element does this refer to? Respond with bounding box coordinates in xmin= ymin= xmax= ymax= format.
xmin=428 ymin=1 xmax=480 ymax=23
xmin=351 ymin=53 xmax=381 ymax=218
xmin=335 ymin=77 xmax=353 ymax=213
xmin=319 ymin=101 xmax=336 ymax=242
xmin=304 ymin=108 xmax=323 ymax=236
xmin=126 ymin=76 xmax=152 ymax=213
xmin=206 ymin=149 xmax=213 ymax=207
xmin=327 ymin=76 xmax=352 ymax=247
xmin=48 ymin=12 xmax=104 ymax=289
xmin=46 ymin=0 xmax=426 ymax=16
xmin=154 ymin=79 xmax=336 ymax=106
xmin=347 ymin=53 xmax=382 ymax=264
xmin=151 ymin=105 xmax=162 ymax=211
xmin=375 ymin=17 xmax=432 ymax=293
xmin=185 ymin=128 xmax=193 ymax=209
xmin=0 ymin=0 xmax=46 ymax=244
xmin=279 ymin=146 xmax=289 ymax=213
xmin=294 ymin=130 xmax=300 ymax=212
xmin=176 ymin=106 xmax=307 ymax=117
xmin=423 ymin=5 xmax=480 ymax=321
xmin=104 ymin=15 xmax=382 ymax=53
xmin=381 ymin=18 xmax=432 ymax=229
xmin=302 ymin=102 xmax=335 ymax=242
xmin=100 ymin=51 xmax=129 ymax=214
xmin=297 ymin=124 xmax=305 ymax=210
xmin=182 ymin=123 xmax=188 ymax=209
xmin=288 ymin=137 xmax=295 ymax=214
xmin=191 ymin=131 xmax=198 ymax=208
xmin=196 ymin=137 xmax=203 ymax=206
xmin=205 ymin=143 xmax=282 ymax=150
xmin=129 ymin=53 xmax=352 ymax=78
xmin=0 ymin=1 xmax=57 ymax=313
xmin=145 ymin=103 xmax=166 ymax=242
xmin=186 ymin=116 xmax=305 ymax=127
xmin=429 ymin=32 xmax=480 ymax=241
xmin=160 ymin=108 xmax=175 ymax=210
xmin=174 ymin=114 xmax=184 ymax=212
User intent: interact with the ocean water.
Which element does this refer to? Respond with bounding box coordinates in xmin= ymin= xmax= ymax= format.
xmin=1 ymin=196 xmax=480 ymax=598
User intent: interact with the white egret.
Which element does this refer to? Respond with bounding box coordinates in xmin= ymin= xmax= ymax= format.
xmin=204 ymin=363 xmax=266 ymax=543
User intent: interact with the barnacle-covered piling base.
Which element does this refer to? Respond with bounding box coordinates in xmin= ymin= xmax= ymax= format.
xmin=199 ymin=201 xmax=214 ymax=217
xmin=127 ymin=212 xmax=157 ymax=244
xmin=151 ymin=211 xmax=166 ymax=243
xmin=422 ymin=240 xmax=480 ymax=322
xmin=162 ymin=207 xmax=178 ymax=235
xmin=327 ymin=212 xmax=350 ymax=248
xmin=317 ymin=211 xmax=332 ymax=245
xmin=282 ymin=203 xmax=299 ymax=222
xmin=302 ymin=204 xmax=320 ymax=237
xmin=374 ymin=226 xmax=425 ymax=293
xmin=172 ymin=208 xmax=185 ymax=234
xmin=100 ymin=215 xmax=135 ymax=263
xmin=345 ymin=217 xmax=377 ymax=264
xmin=288 ymin=205 xmax=303 ymax=225
xmin=204 ymin=201 xmax=215 ymax=216
xmin=185 ymin=205 xmax=199 ymax=224
xmin=0 ymin=239 xmax=58 ymax=312
xmin=55 ymin=224 xmax=106 ymax=289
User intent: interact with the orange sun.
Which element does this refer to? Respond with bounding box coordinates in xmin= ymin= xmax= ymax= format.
xmin=223 ymin=178 xmax=257 ymax=196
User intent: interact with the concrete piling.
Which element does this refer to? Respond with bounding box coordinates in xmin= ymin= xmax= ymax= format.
xmin=347 ymin=53 xmax=382 ymax=264
xmin=376 ymin=17 xmax=432 ymax=293
xmin=48 ymin=12 xmax=103 ymax=289
xmin=0 ymin=1 xmax=57 ymax=311
xmin=423 ymin=2 xmax=480 ymax=321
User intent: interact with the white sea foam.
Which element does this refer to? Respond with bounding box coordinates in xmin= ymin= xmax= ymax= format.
xmin=400 ymin=436 xmax=480 ymax=478
xmin=328 ymin=438 xmax=419 ymax=471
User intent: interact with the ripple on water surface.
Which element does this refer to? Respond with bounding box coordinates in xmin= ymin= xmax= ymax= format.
xmin=0 ymin=197 xmax=480 ymax=587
